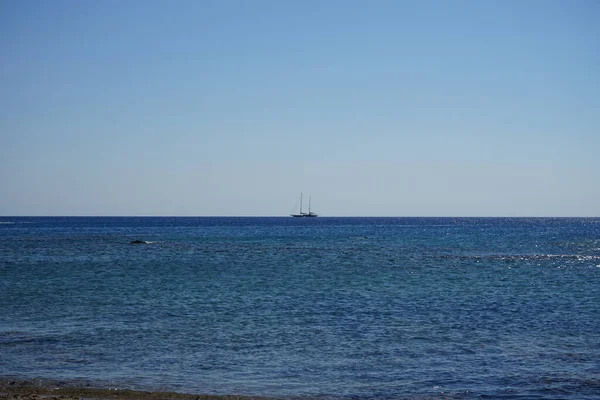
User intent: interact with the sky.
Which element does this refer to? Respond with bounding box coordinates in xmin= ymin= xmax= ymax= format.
xmin=1 ymin=0 xmax=599 ymax=216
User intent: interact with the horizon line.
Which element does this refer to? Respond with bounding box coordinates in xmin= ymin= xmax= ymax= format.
xmin=1 ymin=215 xmax=599 ymax=219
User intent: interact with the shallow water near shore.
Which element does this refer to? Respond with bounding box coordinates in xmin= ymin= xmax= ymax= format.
xmin=1 ymin=217 xmax=600 ymax=399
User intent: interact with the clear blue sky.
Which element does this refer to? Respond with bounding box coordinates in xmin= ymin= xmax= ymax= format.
xmin=1 ymin=0 xmax=598 ymax=216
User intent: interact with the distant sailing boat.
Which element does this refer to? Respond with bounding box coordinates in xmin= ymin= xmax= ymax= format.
xmin=291 ymin=193 xmax=318 ymax=217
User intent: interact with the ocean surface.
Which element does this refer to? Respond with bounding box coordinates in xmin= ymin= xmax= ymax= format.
xmin=1 ymin=217 xmax=600 ymax=399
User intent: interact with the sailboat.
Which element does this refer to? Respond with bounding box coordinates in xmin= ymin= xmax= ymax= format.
xmin=291 ymin=193 xmax=318 ymax=217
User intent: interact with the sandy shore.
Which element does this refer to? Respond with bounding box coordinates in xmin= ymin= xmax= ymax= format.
xmin=0 ymin=380 xmax=274 ymax=400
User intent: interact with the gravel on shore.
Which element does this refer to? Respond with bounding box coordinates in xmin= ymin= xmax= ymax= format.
xmin=0 ymin=380 xmax=274 ymax=400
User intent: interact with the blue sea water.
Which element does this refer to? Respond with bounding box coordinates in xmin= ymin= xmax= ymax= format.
xmin=1 ymin=217 xmax=600 ymax=399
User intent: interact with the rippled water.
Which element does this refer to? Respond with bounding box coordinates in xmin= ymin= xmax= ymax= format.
xmin=1 ymin=217 xmax=600 ymax=399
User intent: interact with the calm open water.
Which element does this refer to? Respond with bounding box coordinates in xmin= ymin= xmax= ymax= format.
xmin=1 ymin=217 xmax=599 ymax=399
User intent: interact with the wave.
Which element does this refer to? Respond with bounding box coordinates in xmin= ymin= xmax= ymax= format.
xmin=0 ymin=331 xmax=60 ymax=346
xmin=129 ymin=240 xmax=158 ymax=245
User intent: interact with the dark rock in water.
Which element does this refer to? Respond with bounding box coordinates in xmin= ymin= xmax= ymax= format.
xmin=129 ymin=240 xmax=148 ymax=244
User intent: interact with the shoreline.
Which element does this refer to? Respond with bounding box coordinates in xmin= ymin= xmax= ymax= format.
xmin=0 ymin=380 xmax=276 ymax=400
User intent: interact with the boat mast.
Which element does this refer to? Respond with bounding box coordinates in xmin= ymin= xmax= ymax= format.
xmin=300 ymin=193 xmax=303 ymax=214
xmin=308 ymin=196 xmax=311 ymax=214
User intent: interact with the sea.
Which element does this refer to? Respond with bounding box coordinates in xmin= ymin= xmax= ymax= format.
xmin=1 ymin=217 xmax=600 ymax=399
